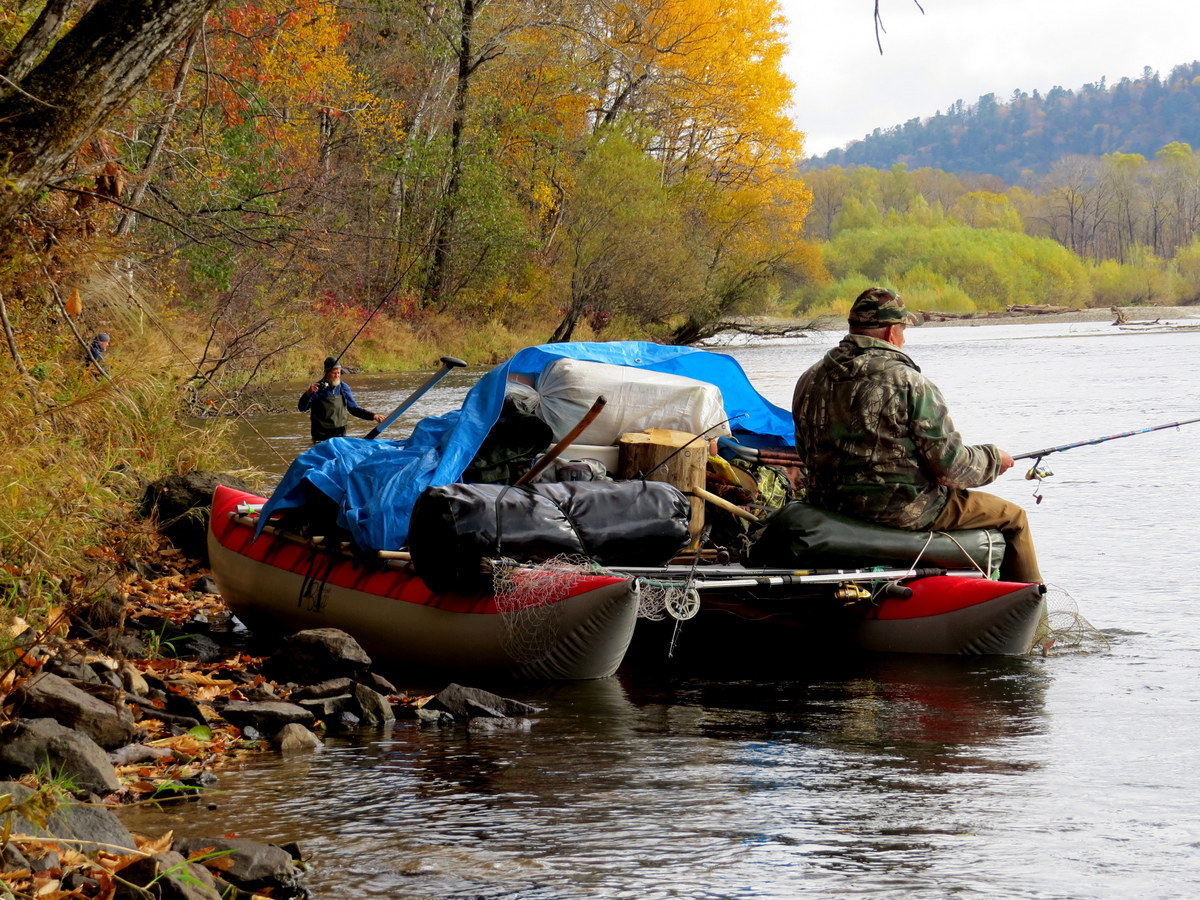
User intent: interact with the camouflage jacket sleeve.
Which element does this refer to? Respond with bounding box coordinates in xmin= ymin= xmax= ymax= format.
xmin=908 ymin=375 xmax=1002 ymax=489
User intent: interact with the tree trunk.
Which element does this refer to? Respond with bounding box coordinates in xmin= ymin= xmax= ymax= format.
xmin=0 ymin=0 xmax=221 ymax=232
xmin=0 ymin=0 xmax=80 ymax=85
xmin=423 ymin=0 xmax=477 ymax=305
xmin=115 ymin=18 xmax=204 ymax=236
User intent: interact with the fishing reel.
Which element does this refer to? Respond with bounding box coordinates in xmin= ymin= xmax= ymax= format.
xmin=835 ymin=583 xmax=871 ymax=604
xmin=316 ymin=379 xmax=332 ymax=391
xmin=1024 ymin=456 xmax=1053 ymax=504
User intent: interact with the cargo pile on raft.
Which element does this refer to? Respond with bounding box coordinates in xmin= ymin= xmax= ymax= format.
xmin=211 ymin=341 xmax=1050 ymax=678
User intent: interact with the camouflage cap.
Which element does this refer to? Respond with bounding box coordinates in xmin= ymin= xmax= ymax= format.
xmin=847 ymin=287 xmax=922 ymax=328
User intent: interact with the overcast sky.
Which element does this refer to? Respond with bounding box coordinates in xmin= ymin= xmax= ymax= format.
xmin=781 ymin=0 xmax=1200 ymax=158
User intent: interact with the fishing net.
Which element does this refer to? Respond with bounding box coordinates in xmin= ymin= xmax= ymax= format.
xmin=632 ymin=578 xmax=700 ymax=622
xmin=1030 ymin=584 xmax=1108 ymax=655
xmin=491 ymin=555 xmax=697 ymax=658
xmin=491 ymin=555 xmax=582 ymax=663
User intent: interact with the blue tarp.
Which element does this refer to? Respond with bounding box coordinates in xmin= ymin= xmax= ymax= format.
xmin=258 ymin=341 xmax=793 ymax=551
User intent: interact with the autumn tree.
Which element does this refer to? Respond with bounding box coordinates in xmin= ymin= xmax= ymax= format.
xmin=548 ymin=132 xmax=698 ymax=342
xmin=0 ymin=0 xmax=221 ymax=233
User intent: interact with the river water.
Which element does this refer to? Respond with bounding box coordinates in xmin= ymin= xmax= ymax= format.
xmin=120 ymin=319 xmax=1200 ymax=898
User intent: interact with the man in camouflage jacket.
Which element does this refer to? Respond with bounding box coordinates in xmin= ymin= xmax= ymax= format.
xmin=791 ymin=287 xmax=1041 ymax=583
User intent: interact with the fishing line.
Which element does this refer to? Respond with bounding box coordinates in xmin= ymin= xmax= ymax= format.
xmin=640 ymin=414 xmax=749 ymax=480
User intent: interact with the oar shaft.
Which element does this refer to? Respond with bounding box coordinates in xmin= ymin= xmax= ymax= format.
xmin=365 ymin=356 xmax=467 ymax=439
xmin=1014 ymin=415 xmax=1200 ymax=460
xmin=514 ymin=395 xmax=608 ymax=486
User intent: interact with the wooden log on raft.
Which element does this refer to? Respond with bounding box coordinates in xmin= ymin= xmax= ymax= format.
xmin=618 ymin=429 xmax=708 ymax=549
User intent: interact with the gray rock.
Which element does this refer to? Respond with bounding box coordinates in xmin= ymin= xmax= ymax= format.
xmin=291 ymin=677 xmax=353 ymax=700
xmin=0 ymin=719 xmax=121 ymax=794
xmin=0 ymin=781 xmax=136 ymax=852
xmin=221 ymin=701 xmax=313 ymax=735
xmin=116 ymin=850 xmax=222 ymax=899
xmin=173 ymin=836 xmax=305 ymax=895
xmin=1 ymin=842 xmax=31 ymax=871
xmin=297 ymin=694 xmax=354 ymax=718
xmin=468 ymin=717 xmax=533 ymax=733
xmin=108 ymin=744 xmax=175 ymax=767
xmin=415 ymin=707 xmax=457 ymax=726
xmin=353 ymin=682 xmax=395 ymax=727
xmin=331 ymin=709 xmax=360 ymax=731
xmin=274 ymin=723 xmax=323 ymax=754
xmin=118 ymin=664 xmax=150 ymax=696
xmin=193 ymin=575 xmax=220 ymax=595
xmin=358 ymin=670 xmax=398 ymax=695
xmin=426 ymin=683 xmax=544 ymax=720
xmin=169 ymin=633 xmax=223 ymax=662
xmin=263 ymin=628 xmax=372 ymax=683
xmin=140 ymin=471 xmax=253 ymax=562
xmin=12 ymin=672 xmax=137 ymax=749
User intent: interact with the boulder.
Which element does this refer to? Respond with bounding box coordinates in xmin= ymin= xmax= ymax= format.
xmin=0 ymin=719 xmax=121 ymax=794
xmin=140 ymin=471 xmax=253 ymax=562
xmin=262 ymin=628 xmax=372 ymax=683
xmin=425 ymin=684 xmax=544 ymax=720
xmin=12 ymin=672 xmax=137 ymax=749
xmin=468 ymin=717 xmax=533 ymax=733
xmin=174 ymin=836 xmax=306 ymax=897
xmin=0 ymin=781 xmax=136 ymax=853
xmin=115 ymin=850 xmax=222 ymax=899
xmin=296 ymin=694 xmax=354 ymax=719
xmin=274 ymin=723 xmax=323 ymax=754
xmin=352 ymin=683 xmax=395 ymax=727
xmin=221 ymin=701 xmax=314 ymax=735
xmin=290 ymin=677 xmax=354 ymax=700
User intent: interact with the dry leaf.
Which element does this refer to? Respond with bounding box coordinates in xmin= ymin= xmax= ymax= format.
xmin=135 ymin=830 xmax=174 ymax=855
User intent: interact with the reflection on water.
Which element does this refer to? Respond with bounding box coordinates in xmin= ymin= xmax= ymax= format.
xmin=155 ymin=327 xmax=1200 ymax=897
xmin=121 ymin=660 xmax=1051 ymax=898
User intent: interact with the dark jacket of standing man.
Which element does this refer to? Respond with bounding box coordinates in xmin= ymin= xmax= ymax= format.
xmin=791 ymin=287 xmax=1042 ymax=584
xmin=85 ymin=333 xmax=110 ymax=375
xmin=298 ymin=357 xmax=384 ymax=443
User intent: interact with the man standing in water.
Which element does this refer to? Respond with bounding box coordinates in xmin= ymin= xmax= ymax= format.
xmin=299 ymin=356 xmax=385 ymax=443
xmin=791 ymin=287 xmax=1042 ymax=583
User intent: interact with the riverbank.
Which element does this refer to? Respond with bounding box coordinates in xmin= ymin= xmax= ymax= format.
xmin=739 ymin=303 xmax=1200 ymax=333
xmin=0 ymin=472 xmax=542 ymax=897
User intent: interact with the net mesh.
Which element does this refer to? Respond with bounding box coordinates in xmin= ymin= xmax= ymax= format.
xmin=491 ymin=554 xmax=697 ymax=646
xmin=491 ymin=555 xmax=588 ymax=662
xmin=1030 ymin=584 xmax=1108 ymax=655
xmin=633 ymin=578 xmax=699 ymax=621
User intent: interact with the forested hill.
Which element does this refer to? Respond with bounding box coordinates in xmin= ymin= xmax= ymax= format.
xmin=806 ymin=62 xmax=1200 ymax=180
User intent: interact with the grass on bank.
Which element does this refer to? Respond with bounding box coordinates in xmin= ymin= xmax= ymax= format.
xmin=0 ymin=330 xmax=240 ymax=640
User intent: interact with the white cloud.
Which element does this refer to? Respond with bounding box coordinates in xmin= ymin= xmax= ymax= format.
xmin=780 ymin=0 xmax=1200 ymax=157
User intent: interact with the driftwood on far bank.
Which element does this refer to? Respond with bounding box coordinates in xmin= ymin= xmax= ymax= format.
xmin=918 ymin=304 xmax=1082 ymax=322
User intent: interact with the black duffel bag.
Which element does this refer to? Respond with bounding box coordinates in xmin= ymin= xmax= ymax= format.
xmin=409 ymin=481 xmax=691 ymax=593
xmin=748 ymin=500 xmax=1006 ymax=574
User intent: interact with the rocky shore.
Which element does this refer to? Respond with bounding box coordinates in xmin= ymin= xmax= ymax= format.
xmin=0 ymin=475 xmax=538 ymax=899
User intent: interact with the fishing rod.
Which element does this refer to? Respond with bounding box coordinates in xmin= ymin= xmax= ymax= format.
xmin=309 ymin=275 xmax=408 ymax=392
xmin=330 ymin=282 xmax=400 ymax=368
xmin=1013 ymin=415 xmax=1200 ymax=461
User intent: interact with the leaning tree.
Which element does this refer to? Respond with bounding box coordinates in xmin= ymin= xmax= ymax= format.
xmin=0 ymin=0 xmax=221 ymax=233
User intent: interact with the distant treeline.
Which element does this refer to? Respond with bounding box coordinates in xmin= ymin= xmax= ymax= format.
xmin=805 ymin=62 xmax=1200 ymax=181
xmin=795 ymin=161 xmax=1200 ymax=316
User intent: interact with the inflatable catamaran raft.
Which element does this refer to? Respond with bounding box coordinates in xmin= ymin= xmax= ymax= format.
xmin=208 ymin=342 xmax=1046 ymax=678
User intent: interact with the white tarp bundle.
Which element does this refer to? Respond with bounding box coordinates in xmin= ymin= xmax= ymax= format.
xmin=536 ymin=358 xmax=731 ymax=446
